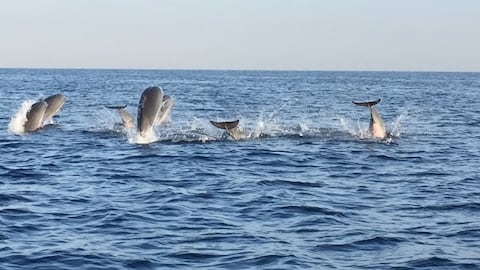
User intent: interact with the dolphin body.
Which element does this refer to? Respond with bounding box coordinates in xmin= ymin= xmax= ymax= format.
xmin=210 ymin=120 xmax=248 ymax=141
xmin=352 ymin=98 xmax=388 ymax=139
xmin=24 ymin=101 xmax=48 ymax=132
xmin=107 ymin=86 xmax=174 ymax=135
xmin=43 ymin=94 xmax=66 ymax=123
xmin=156 ymin=95 xmax=174 ymax=126
xmin=137 ymin=86 xmax=163 ymax=136
xmin=23 ymin=94 xmax=66 ymax=132
xmin=105 ymin=105 xmax=135 ymax=130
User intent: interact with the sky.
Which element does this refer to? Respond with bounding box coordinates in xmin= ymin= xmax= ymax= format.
xmin=1 ymin=0 xmax=479 ymax=71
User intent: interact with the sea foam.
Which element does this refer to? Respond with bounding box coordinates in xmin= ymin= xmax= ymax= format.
xmin=8 ymin=100 xmax=34 ymax=135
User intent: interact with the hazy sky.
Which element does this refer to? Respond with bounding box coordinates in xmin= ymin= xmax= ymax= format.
xmin=1 ymin=0 xmax=479 ymax=71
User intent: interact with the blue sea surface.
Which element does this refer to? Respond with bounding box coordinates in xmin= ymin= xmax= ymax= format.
xmin=0 ymin=69 xmax=479 ymax=269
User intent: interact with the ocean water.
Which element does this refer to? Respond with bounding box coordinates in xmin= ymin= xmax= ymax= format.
xmin=0 ymin=69 xmax=479 ymax=269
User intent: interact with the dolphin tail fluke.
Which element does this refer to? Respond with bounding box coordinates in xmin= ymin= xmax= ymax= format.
xmin=210 ymin=120 xmax=239 ymax=130
xmin=352 ymin=98 xmax=381 ymax=107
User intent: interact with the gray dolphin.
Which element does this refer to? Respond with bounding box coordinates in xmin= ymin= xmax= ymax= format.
xmin=137 ymin=86 xmax=164 ymax=136
xmin=352 ymin=98 xmax=388 ymax=139
xmin=43 ymin=94 xmax=66 ymax=123
xmin=210 ymin=119 xmax=248 ymax=141
xmin=23 ymin=94 xmax=66 ymax=132
xmin=24 ymin=101 xmax=48 ymax=132
xmin=156 ymin=95 xmax=174 ymax=126
xmin=105 ymin=105 xmax=135 ymax=130
xmin=107 ymin=86 xmax=173 ymax=135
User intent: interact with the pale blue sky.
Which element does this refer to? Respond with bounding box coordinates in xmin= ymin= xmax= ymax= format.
xmin=1 ymin=0 xmax=479 ymax=71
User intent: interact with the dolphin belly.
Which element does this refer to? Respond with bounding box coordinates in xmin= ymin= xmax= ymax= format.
xmin=24 ymin=101 xmax=48 ymax=132
xmin=369 ymin=107 xmax=387 ymax=139
xmin=137 ymin=86 xmax=163 ymax=136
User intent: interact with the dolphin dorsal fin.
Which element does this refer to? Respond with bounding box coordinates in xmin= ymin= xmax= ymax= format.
xmin=352 ymin=98 xmax=381 ymax=107
xmin=210 ymin=120 xmax=239 ymax=130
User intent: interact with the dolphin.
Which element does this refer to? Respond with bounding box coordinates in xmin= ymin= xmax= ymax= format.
xmin=43 ymin=94 xmax=66 ymax=123
xmin=156 ymin=95 xmax=174 ymax=126
xmin=210 ymin=119 xmax=248 ymax=141
xmin=23 ymin=94 xmax=66 ymax=132
xmin=352 ymin=98 xmax=388 ymax=139
xmin=24 ymin=101 xmax=48 ymax=132
xmin=105 ymin=105 xmax=135 ymax=130
xmin=137 ymin=86 xmax=164 ymax=136
xmin=106 ymin=86 xmax=173 ymax=136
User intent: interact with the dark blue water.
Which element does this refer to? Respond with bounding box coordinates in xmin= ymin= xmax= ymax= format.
xmin=1 ymin=69 xmax=479 ymax=269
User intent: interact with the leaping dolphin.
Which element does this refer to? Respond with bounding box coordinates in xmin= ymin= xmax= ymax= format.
xmin=156 ymin=95 xmax=174 ymax=126
xmin=352 ymin=98 xmax=388 ymax=139
xmin=107 ymin=86 xmax=174 ymax=136
xmin=43 ymin=94 xmax=66 ymax=123
xmin=210 ymin=119 xmax=248 ymax=141
xmin=105 ymin=105 xmax=135 ymax=130
xmin=137 ymin=86 xmax=163 ymax=136
xmin=24 ymin=101 xmax=48 ymax=132
xmin=23 ymin=94 xmax=66 ymax=132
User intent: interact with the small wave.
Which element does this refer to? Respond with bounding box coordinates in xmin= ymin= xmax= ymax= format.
xmin=422 ymin=202 xmax=480 ymax=212
xmin=0 ymin=194 xmax=33 ymax=203
xmin=445 ymin=228 xmax=480 ymax=238
xmin=0 ymin=253 xmax=118 ymax=270
xmin=0 ymin=208 xmax=42 ymax=223
xmin=314 ymin=236 xmax=405 ymax=252
xmin=168 ymin=251 xmax=224 ymax=261
xmin=257 ymin=179 xmax=324 ymax=188
xmin=353 ymin=235 xmax=406 ymax=246
xmin=232 ymin=254 xmax=290 ymax=268
xmin=406 ymin=256 xmax=456 ymax=268
xmin=314 ymin=242 xmax=356 ymax=252
xmin=124 ymin=259 xmax=160 ymax=269
xmin=3 ymin=168 xmax=46 ymax=179
xmin=278 ymin=205 xmax=346 ymax=217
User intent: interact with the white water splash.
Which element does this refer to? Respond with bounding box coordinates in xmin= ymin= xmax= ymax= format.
xmin=127 ymin=128 xmax=158 ymax=145
xmin=97 ymin=107 xmax=128 ymax=131
xmin=108 ymin=111 xmax=387 ymax=144
xmin=251 ymin=120 xmax=265 ymax=138
xmin=340 ymin=110 xmax=409 ymax=141
xmin=339 ymin=116 xmax=370 ymax=139
xmin=389 ymin=111 xmax=409 ymax=137
xmin=296 ymin=123 xmax=310 ymax=137
xmin=8 ymin=100 xmax=34 ymax=135
xmin=99 ymin=107 xmax=160 ymax=145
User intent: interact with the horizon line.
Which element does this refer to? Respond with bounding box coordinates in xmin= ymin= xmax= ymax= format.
xmin=0 ymin=66 xmax=478 ymax=74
